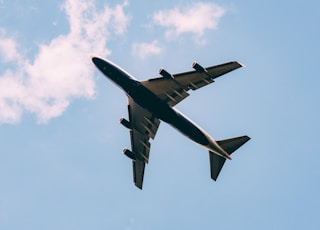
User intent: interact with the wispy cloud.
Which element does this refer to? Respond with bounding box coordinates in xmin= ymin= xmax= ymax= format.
xmin=0 ymin=0 xmax=129 ymax=124
xmin=153 ymin=2 xmax=225 ymax=44
xmin=0 ymin=30 xmax=22 ymax=63
xmin=132 ymin=40 xmax=163 ymax=59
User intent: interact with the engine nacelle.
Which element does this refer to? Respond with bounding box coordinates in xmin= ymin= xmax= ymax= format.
xmin=123 ymin=149 xmax=136 ymax=161
xmin=192 ymin=62 xmax=208 ymax=74
xmin=159 ymin=68 xmax=174 ymax=79
xmin=119 ymin=117 xmax=131 ymax=129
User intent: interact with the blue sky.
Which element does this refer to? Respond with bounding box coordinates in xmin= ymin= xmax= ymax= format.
xmin=0 ymin=0 xmax=319 ymax=229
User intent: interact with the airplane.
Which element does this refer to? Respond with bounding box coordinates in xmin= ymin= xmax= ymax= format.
xmin=91 ymin=56 xmax=250 ymax=189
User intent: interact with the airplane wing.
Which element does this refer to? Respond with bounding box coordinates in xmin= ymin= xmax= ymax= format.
xmin=126 ymin=97 xmax=160 ymax=189
xmin=141 ymin=61 xmax=243 ymax=107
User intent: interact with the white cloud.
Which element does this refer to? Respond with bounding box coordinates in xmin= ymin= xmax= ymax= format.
xmin=153 ymin=2 xmax=225 ymax=43
xmin=0 ymin=30 xmax=22 ymax=64
xmin=132 ymin=40 xmax=163 ymax=59
xmin=0 ymin=0 xmax=129 ymax=124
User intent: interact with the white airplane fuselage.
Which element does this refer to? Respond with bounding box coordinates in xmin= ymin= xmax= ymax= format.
xmin=92 ymin=57 xmax=231 ymax=160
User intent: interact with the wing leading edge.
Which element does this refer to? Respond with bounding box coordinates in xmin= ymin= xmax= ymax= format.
xmin=141 ymin=61 xmax=243 ymax=107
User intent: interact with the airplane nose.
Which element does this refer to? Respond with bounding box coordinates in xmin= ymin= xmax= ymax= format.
xmin=91 ymin=56 xmax=120 ymax=81
xmin=91 ymin=56 xmax=103 ymax=67
xmin=91 ymin=56 xmax=111 ymax=74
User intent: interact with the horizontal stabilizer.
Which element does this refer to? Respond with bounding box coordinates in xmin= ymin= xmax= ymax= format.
xmin=209 ymin=152 xmax=226 ymax=181
xmin=217 ymin=135 xmax=250 ymax=154
xmin=210 ymin=135 xmax=250 ymax=181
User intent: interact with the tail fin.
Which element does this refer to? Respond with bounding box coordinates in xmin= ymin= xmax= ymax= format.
xmin=209 ymin=135 xmax=250 ymax=181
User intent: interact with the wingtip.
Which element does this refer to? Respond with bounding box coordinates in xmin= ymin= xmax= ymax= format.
xmin=238 ymin=62 xmax=246 ymax=68
xmin=135 ymin=183 xmax=143 ymax=190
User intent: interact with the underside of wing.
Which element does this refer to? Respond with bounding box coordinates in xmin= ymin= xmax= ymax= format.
xmin=133 ymin=159 xmax=145 ymax=189
xmin=141 ymin=61 xmax=243 ymax=107
xmin=124 ymin=97 xmax=160 ymax=189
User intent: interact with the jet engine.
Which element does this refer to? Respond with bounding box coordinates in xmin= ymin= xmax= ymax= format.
xmin=119 ymin=117 xmax=131 ymax=129
xmin=159 ymin=68 xmax=173 ymax=79
xmin=192 ymin=62 xmax=208 ymax=74
xmin=123 ymin=148 xmax=136 ymax=161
